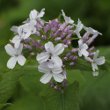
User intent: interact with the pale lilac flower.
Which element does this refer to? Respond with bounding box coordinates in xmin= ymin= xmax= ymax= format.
xmin=11 ymin=23 xmax=32 ymax=39
xmin=61 ymin=10 xmax=74 ymax=24
xmin=38 ymin=60 xmax=65 ymax=84
xmin=5 ymin=44 xmax=26 ymax=69
xmin=37 ymin=42 xmax=65 ymax=67
xmin=78 ymin=39 xmax=89 ymax=57
xmin=85 ymin=50 xmax=105 ymax=76
xmin=11 ymin=23 xmax=36 ymax=48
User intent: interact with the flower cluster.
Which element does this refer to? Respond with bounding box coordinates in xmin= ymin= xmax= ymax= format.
xmin=5 ymin=9 xmax=105 ymax=86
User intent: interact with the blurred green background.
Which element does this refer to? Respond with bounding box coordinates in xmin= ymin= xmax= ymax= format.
xmin=0 ymin=0 xmax=110 ymax=46
xmin=0 ymin=0 xmax=110 ymax=110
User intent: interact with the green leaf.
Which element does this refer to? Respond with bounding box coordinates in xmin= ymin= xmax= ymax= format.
xmin=6 ymin=81 xmax=79 ymax=110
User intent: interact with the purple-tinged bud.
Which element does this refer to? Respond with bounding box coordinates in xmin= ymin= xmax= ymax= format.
xmin=89 ymin=46 xmax=95 ymax=51
xmin=61 ymin=33 xmax=66 ymax=39
xmin=44 ymin=25 xmax=50 ymax=33
xmin=24 ymin=45 xmax=32 ymax=50
xmin=24 ymin=38 xmax=32 ymax=43
xmin=66 ymin=40 xmax=71 ymax=45
xmin=64 ymin=57 xmax=68 ymax=61
xmin=86 ymin=34 xmax=98 ymax=45
xmin=59 ymin=23 xmax=67 ymax=31
xmin=73 ymin=56 xmax=78 ymax=60
xmin=55 ymin=37 xmax=61 ymax=41
xmin=82 ymin=32 xmax=90 ymax=41
xmin=50 ymin=19 xmax=59 ymax=27
xmin=71 ymin=48 xmax=78 ymax=53
xmin=69 ymin=55 xmax=74 ymax=60
xmin=89 ymin=52 xmax=95 ymax=57
xmin=35 ymin=31 xmax=40 ymax=36
xmin=66 ymin=52 xmax=71 ymax=57
xmin=63 ymin=39 xmax=71 ymax=45
xmin=53 ymin=30 xmax=61 ymax=36
xmin=40 ymin=45 xmax=45 ymax=50
xmin=66 ymin=34 xmax=72 ymax=39
xmin=69 ymin=56 xmax=77 ymax=60
xmin=51 ymin=27 xmax=57 ymax=32
xmin=64 ymin=25 xmax=73 ymax=33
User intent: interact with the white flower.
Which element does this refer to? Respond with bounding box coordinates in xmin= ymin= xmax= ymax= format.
xmin=74 ymin=19 xmax=83 ymax=38
xmin=11 ymin=23 xmax=34 ymax=39
xmin=78 ymin=39 xmax=89 ymax=57
xmin=11 ymin=23 xmax=35 ymax=48
xmin=85 ymin=50 xmax=105 ymax=76
xmin=37 ymin=42 xmax=65 ymax=67
xmin=29 ymin=8 xmax=45 ymax=20
xmin=23 ymin=9 xmax=45 ymax=28
xmin=5 ymin=43 xmax=26 ymax=69
xmin=61 ymin=10 xmax=74 ymax=24
xmin=38 ymin=60 xmax=65 ymax=84
xmin=10 ymin=35 xmax=21 ymax=49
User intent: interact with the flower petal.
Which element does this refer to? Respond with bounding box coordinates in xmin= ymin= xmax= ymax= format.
xmin=16 ymin=44 xmax=23 ymax=55
xmin=10 ymin=26 xmax=18 ymax=33
xmin=7 ymin=57 xmax=17 ymax=69
xmin=37 ymin=52 xmax=49 ymax=63
xmin=53 ymin=74 xmax=64 ymax=82
xmin=51 ymin=56 xmax=63 ymax=67
xmin=5 ymin=44 xmax=16 ymax=56
xmin=11 ymin=35 xmax=21 ymax=48
xmin=77 ymin=19 xmax=83 ymax=32
xmin=17 ymin=55 xmax=26 ymax=66
xmin=18 ymin=24 xmax=31 ymax=39
xmin=54 ymin=43 xmax=65 ymax=55
xmin=92 ymin=63 xmax=98 ymax=71
xmin=95 ymin=57 xmax=105 ymax=65
xmin=81 ymin=49 xmax=89 ymax=57
xmin=45 ymin=42 xmax=54 ymax=53
xmin=52 ymin=67 xmax=63 ymax=74
xmin=40 ymin=73 xmax=52 ymax=84
xmin=78 ymin=50 xmax=82 ymax=57
xmin=29 ymin=9 xmax=38 ymax=20
xmin=37 ymin=8 xmax=45 ymax=18
xmin=38 ymin=62 xmax=50 ymax=73
xmin=81 ymin=44 xmax=88 ymax=50
xmin=74 ymin=19 xmax=83 ymax=38
xmin=61 ymin=10 xmax=74 ymax=24
xmin=78 ymin=39 xmax=83 ymax=46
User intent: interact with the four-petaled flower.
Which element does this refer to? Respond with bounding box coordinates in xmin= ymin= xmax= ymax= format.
xmin=5 ymin=44 xmax=26 ymax=69
xmin=38 ymin=59 xmax=65 ymax=84
xmin=78 ymin=39 xmax=89 ymax=57
xmin=11 ymin=23 xmax=35 ymax=48
xmin=37 ymin=41 xmax=65 ymax=67
xmin=85 ymin=50 xmax=105 ymax=76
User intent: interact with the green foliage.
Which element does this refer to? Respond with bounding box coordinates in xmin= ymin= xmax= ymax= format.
xmin=0 ymin=40 xmax=110 ymax=110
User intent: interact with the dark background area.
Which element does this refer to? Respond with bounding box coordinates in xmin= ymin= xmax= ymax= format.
xmin=0 ymin=0 xmax=110 ymax=46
